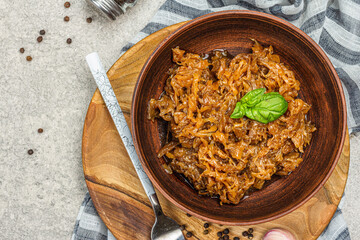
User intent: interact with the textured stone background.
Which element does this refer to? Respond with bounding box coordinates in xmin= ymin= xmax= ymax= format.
xmin=0 ymin=0 xmax=359 ymax=239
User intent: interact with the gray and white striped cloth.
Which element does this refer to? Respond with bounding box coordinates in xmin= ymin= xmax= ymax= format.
xmin=73 ymin=0 xmax=359 ymax=239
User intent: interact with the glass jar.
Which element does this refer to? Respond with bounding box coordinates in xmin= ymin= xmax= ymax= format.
xmin=86 ymin=0 xmax=138 ymax=20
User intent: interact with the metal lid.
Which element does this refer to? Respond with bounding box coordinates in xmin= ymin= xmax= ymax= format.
xmin=86 ymin=0 xmax=125 ymax=20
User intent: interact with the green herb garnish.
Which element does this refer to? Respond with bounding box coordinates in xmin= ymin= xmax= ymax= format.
xmin=230 ymin=88 xmax=288 ymax=124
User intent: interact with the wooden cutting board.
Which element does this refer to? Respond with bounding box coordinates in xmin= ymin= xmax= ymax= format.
xmin=82 ymin=22 xmax=350 ymax=240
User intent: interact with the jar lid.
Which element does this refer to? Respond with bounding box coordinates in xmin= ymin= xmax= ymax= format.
xmin=86 ymin=0 xmax=124 ymax=20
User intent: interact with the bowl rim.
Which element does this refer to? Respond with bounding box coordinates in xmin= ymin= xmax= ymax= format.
xmin=131 ymin=10 xmax=347 ymax=225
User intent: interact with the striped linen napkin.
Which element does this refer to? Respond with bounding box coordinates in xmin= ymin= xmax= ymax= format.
xmin=73 ymin=0 xmax=360 ymax=239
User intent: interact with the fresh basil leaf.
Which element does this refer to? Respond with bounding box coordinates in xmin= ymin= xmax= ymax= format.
xmin=230 ymin=102 xmax=246 ymax=119
xmin=251 ymin=93 xmax=288 ymax=123
xmin=240 ymin=88 xmax=266 ymax=105
xmin=230 ymin=88 xmax=288 ymax=124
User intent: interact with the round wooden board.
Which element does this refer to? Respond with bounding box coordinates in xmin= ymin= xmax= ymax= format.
xmin=82 ymin=22 xmax=350 ymax=240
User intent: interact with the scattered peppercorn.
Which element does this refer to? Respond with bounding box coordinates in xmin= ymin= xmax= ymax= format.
xmin=26 ymin=56 xmax=32 ymax=61
xmin=242 ymin=231 xmax=248 ymax=237
xmin=180 ymin=225 xmax=186 ymax=231
xmin=64 ymin=2 xmax=70 ymax=8
xmin=233 ymin=237 xmax=240 ymax=240
xmin=186 ymin=231 xmax=193 ymax=238
xmin=223 ymin=228 xmax=230 ymax=234
xmin=66 ymin=38 xmax=72 ymax=44
xmin=86 ymin=17 xmax=93 ymax=23
xmin=20 ymin=48 xmax=25 ymax=53
xmin=186 ymin=213 xmax=191 ymax=217
xmin=39 ymin=30 xmax=45 ymax=35
xmin=218 ymin=237 xmax=224 ymax=240
xmin=28 ymin=149 xmax=34 ymax=155
xmin=37 ymin=36 xmax=43 ymax=43
xmin=248 ymin=233 xmax=253 ymax=239
xmin=204 ymin=223 xmax=209 ymax=228
xmin=217 ymin=231 xmax=223 ymax=237
xmin=223 ymin=234 xmax=229 ymax=240
xmin=64 ymin=16 xmax=70 ymax=22
xmin=38 ymin=128 xmax=43 ymax=133
xmin=248 ymin=228 xmax=253 ymax=234
xmin=203 ymin=229 xmax=209 ymax=235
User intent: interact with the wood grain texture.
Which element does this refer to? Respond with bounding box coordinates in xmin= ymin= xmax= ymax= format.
xmin=82 ymin=21 xmax=350 ymax=240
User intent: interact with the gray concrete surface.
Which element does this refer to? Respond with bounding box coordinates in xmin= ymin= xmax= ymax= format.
xmin=0 ymin=0 xmax=359 ymax=239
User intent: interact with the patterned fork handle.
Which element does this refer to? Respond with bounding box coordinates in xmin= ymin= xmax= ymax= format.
xmin=86 ymin=52 xmax=155 ymax=197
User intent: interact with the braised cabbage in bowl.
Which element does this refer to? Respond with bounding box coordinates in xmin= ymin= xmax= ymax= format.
xmin=148 ymin=41 xmax=316 ymax=204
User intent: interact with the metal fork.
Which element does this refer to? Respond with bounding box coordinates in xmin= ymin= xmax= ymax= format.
xmin=86 ymin=52 xmax=185 ymax=240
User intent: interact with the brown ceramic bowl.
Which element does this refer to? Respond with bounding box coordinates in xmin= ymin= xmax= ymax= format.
xmin=131 ymin=10 xmax=347 ymax=225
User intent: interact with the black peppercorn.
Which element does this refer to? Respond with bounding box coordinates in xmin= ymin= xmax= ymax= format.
xmin=248 ymin=228 xmax=253 ymax=234
xmin=28 ymin=149 xmax=34 ymax=155
xmin=223 ymin=228 xmax=230 ymax=234
xmin=248 ymin=233 xmax=253 ymax=239
xmin=203 ymin=229 xmax=209 ymax=235
xmin=223 ymin=234 xmax=229 ymax=240
xmin=180 ymin=224 xmax=185 ymax=231
xmin=242 ymin=231 xmax=248 ymax=236
xmin=87 ymin=17 xmax=93 ymax=23
xmin=233 ymin=237 xmax=240 ymax=240
xmin=39 ymin=30 xmax=45 ymax=35
xmin=218 ymin=237 xmax=224 ymax=240
xmin=217 ymin=231 xmax=223 ymax=237
xmin=204 ymin=223 xmax=209 ymax=228
xmin=66 ymin=38 xmax=72 ymax=44
xmin=186 ymin=213 xmax=191 ymax=217
xmin=186 ymin=231 xmax=192 ymax=238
